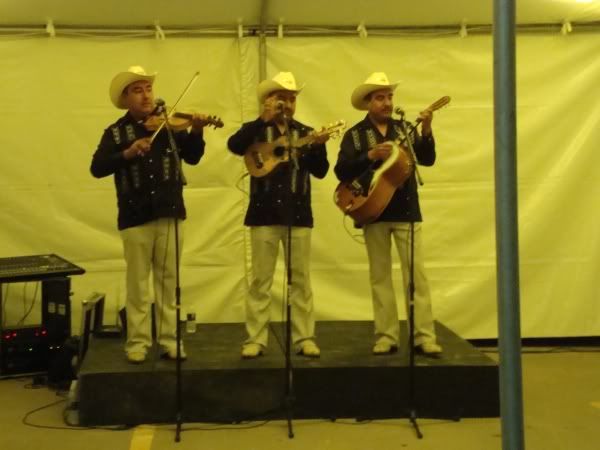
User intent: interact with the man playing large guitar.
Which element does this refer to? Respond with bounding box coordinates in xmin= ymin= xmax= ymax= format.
xmin=334 ymin=72 xmax=442 ymax=356
xmin=227 ymin=72 xmax=329 ymax=358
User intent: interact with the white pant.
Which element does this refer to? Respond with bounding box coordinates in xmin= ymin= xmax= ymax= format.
xmin=245 ymin=226 xmax=315 ymax=349
xmin=363 ymin=222 xmax=437 ymax=347
xmin=120 ymin=218 xmax=183 ymax=354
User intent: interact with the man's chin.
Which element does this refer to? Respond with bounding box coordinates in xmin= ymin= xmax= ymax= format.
xmin=137 ymin=107 xmax=154 ymax=116
xmin=376 ymin=112 xmax=392 ymax=121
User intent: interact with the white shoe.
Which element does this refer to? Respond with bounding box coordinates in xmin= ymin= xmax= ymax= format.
xmin=297 ymin=340 xmax=321 ymax=358
xmin=161 ymin=347 xmax=187 ymax=360
xmin=241 ymin=343 xmax=263 ymax=359
xmin=372 ymin=342 xmax=398 ymax=355
xmin=126 ymin=351 xmax=146 ymax=364
xmin=419 ymin=342 xmax=442 ymax=355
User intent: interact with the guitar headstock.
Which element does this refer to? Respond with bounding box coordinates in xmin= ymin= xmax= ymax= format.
xmin=321 ymin=120 xmax=347 ymax=139
xmin=427 ymin=96 xmax=451 ymax=112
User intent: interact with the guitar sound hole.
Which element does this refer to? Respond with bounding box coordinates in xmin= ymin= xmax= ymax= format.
xmin=274 ymin=146 xmax=285 ymax=157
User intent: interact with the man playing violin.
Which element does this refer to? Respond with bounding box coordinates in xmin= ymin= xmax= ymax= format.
xmin=227 ymin=72 xmax=329 ymax=358
xmin=334 ymin=72 xmax=442 ymax=356
xmin=91 ymin=66 xmax=210 ymax=364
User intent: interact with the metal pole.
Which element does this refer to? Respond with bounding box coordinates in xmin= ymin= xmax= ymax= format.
xmin=493 ymin=1 xmax=525 ymax=449
xmin=258 ymin=0 xmax=268 ymax=81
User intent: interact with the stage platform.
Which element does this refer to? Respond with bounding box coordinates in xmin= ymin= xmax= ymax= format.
xmin=77 ymin=321 xmax=499 ymax=426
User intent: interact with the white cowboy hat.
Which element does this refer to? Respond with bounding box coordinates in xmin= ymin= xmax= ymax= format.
xmin=109 ymin=65 xmax=156 ymax=109
xmin=351 ymin=72 xmax=400 ymax=110
xmin=257 ymin=72 xmax=305 ymax=103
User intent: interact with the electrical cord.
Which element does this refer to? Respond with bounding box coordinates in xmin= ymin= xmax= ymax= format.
xmin=21 ymin=397 xmax=130 ymax=431
xmin=17 ymin=282 xmax=39 ymax=325
xmin=1 ymin=283 xmax=8 ymax=327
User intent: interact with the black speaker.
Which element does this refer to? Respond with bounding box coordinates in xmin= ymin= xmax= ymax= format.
xmin=41 ymin=277 xmax=71 ymax=341
xmin=47 ymin=336 xmax=79 ymax=390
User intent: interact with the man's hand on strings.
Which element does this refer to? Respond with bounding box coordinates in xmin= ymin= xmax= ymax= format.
xmin=367 ymin=143 xmax=393 ymax=161
xmin=312 ymin=128 xmax=331 ymax=145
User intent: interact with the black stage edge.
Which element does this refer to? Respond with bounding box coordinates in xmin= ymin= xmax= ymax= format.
xmin=470 ymin=336 xmax=600 ymax=347
xmin=78 ymin=321 xmax=499 ymax=426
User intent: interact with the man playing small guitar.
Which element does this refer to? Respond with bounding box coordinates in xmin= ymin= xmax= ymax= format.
xmin=334 ymin=72 xmax=442 ymax=356
xmin=227 ymin=72 xmax=329 ymax=359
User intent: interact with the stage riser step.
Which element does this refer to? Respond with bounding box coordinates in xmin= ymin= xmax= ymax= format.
xmin=77 ymin=321 xmax=500 ymax=426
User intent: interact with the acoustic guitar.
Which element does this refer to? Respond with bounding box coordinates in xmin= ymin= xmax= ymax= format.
xmin=334 ymin=96 xmax=450 ymax=225
xmin=244 ymin=120 xmax=346 ymax=177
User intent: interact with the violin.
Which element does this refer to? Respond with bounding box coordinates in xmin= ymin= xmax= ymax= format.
xmin=143 ymin=109 xmax=224 ymax=132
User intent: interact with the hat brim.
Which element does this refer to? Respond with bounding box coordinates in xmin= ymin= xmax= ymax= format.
xmin=351 ymin=82 xmax=399 ymax=110
xmin=109 ymin=71 xmax=156 ymax=109
xmin=257 ymin=79 xmax=305 ymax=104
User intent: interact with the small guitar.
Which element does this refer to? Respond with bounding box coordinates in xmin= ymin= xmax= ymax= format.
xmin=334 ymin=96 xmax=450 ymax=225
xmin=244 ymin=120 xmax=346 ymax=177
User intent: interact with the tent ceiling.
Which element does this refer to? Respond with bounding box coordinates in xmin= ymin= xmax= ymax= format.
xmin=1 ymin=0 xmax=600 ymax=29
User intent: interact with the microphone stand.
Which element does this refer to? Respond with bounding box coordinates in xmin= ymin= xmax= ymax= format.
xmin=159 ymin=107 xmax=185 ymax=443
xmin=398 ymin=116 xmax=423 ymax=439
xmin=145 ymin=74 xmax=198 ymax=442
xmin=280 ymin=107 xmax=296 ymax=439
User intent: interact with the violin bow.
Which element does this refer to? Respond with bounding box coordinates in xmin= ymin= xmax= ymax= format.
xmin=150 ymin=71 xmax=200 ymax=143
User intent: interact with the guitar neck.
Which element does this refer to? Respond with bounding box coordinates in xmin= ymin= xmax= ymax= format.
xmin=294 ymin=134 xmax=317 ymax=148
xmin=275 ymin=121 xmax=344 ymax=148
xmin=273 ymin=133 xmax=317 ymax=149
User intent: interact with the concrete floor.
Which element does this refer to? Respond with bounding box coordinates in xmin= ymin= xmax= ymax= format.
xmin=1 ymin=349 xmax=599 ymax=450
